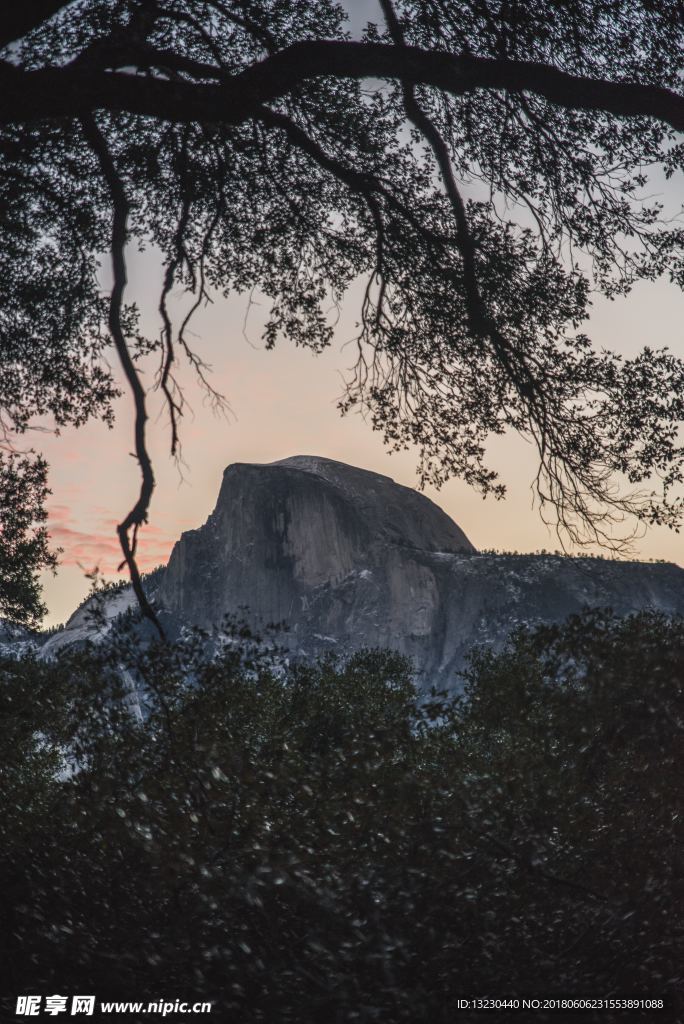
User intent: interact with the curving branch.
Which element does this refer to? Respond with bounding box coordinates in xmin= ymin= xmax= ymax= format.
xmin=1 ymin=40 xmax=682 ymax=133
xmin=379 ymin=5 xmax=548 ymax=444
xmin=157 ymin=134 xmax=192 ymax=459
xmin=80 ymin=115 xmax=164 ymax=638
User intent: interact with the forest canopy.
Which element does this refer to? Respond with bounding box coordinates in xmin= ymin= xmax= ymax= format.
xmin=1 ymin=610 xmax=682 ymax=1019
xmin=1 ymin=0 xmax=684 ymax=623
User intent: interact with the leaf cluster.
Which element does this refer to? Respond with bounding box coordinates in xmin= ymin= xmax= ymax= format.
xmin=0 ymin=451 xmax=58 ymax=627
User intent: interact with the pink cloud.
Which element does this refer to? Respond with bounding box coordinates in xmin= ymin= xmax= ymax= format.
xmin=48 ymin=503 xmax=75 ymax=520
xmin=48 ymin=504 xmax=175 ymax=574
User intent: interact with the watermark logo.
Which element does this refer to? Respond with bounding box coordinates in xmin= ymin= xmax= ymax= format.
xmin=16 ymin=996 xmax=95 ymax=1016
xmin=16 ymin=997 xmax=41 ymax=1016
xmin=15 ymin=995 xmax=210 ymax=1017
xmin=44 ymin=997 xmax=67 ymax=1016
xmin=70 ymin=998 xmax=95 ymax=1016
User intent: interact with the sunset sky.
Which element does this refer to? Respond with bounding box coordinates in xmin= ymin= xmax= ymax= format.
xmin=29 ymin=0 xmax=683 ymax=627
xmin=37 ymin=237 xmax=684 ymax=626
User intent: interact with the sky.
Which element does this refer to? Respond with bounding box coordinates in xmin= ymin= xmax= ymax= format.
xmin=36 ymin=248 xmax=684 ymax=627
xmin=31 ymin=0 xmax=684 ymax=626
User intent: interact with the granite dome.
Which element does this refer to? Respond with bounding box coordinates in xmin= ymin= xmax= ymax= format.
xmin=156 ymin=456 xmax=684 ymax=686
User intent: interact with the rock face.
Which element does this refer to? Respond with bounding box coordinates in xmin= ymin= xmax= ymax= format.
xmin=39 ymin=586 xmax=138 ymax=660
xmin=0 ymin=620 xmax=39 ymax=659
xmin=158 ymin=456 xmax=684 ymax=687
xmin=37 ymin=569 xmax=166 ymax=661
xmin=159 ymin=456 xmax=474 ymax=654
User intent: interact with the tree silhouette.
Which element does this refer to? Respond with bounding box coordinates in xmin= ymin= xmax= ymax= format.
xmin=0 ymin=452 xmax=58 ymax=627
xmin=1 ymin=0 xmax=683 ymax=624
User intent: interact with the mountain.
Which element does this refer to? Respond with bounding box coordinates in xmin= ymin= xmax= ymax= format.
xmin=29 ymin=456 xmax=684 ymax=686
xmin=0 ymin=620 xmax=40 ymax=659
xmin=38 ymin=570 xmax=165 ymax=660
xmin=158 ymin=456 xmax=684 ymax=686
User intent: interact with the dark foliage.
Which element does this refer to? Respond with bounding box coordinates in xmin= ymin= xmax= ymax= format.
xmin=0 ymin=452 xmax=58 ymax=627
xmin=0 ymin=611 xmax=681 ymax=1021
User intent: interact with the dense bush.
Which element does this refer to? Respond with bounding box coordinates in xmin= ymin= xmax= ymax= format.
xmin=0 ymin=611 xmax=681 ymax=1021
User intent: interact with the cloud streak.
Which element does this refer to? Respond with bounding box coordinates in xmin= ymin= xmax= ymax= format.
xmin=48 ymin=504 xmax=175 ymax=574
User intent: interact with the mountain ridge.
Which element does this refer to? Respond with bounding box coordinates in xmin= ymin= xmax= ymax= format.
xmin=28 ymin=456 xmax=684 ymax=684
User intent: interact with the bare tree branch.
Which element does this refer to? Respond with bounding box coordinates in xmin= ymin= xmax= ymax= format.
xmin=80 ymin=114 xmax=164 ymax=638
